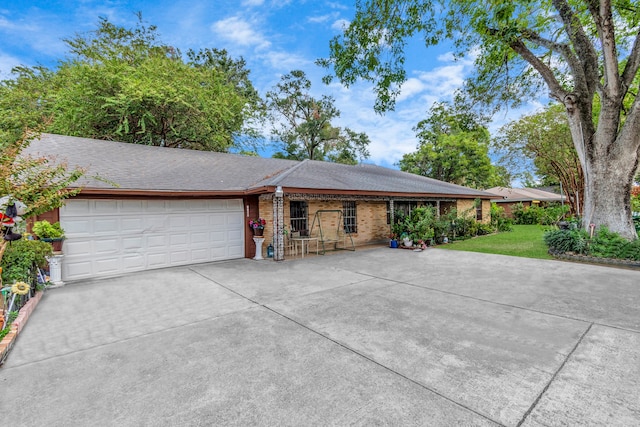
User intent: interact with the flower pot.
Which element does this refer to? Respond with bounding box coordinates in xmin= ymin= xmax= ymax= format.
xmin=402 ymin=238 xmax=413 ymax=247
xmin=253 ymin=228 xmax=264 ymax=237
xmin=41 ymin=237 xmax=64 ymax=252
xmin=390 ymin=239 xmax=398 ymax=248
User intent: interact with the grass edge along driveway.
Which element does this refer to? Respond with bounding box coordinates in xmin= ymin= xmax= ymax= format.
xmin=438 ymin=224 xmax=552 ymax=260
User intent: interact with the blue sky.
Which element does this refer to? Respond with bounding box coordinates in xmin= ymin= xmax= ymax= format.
xmin=1 ymin=0 xmax=542 ymax=169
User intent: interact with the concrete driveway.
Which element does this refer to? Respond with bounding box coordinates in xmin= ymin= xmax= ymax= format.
xmin=2 ymin=248 xmax=639 ymax=426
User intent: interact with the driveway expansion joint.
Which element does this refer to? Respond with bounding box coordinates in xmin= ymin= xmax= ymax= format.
xmin=515 ymin=322 xmax=595 ymax=427
xmin=260 ymin=304 xmax=506 ymax=426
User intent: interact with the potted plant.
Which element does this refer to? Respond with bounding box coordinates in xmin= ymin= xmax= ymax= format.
xmin=248 ymin=218 xmax=266 ymax=236
xmin=32 ymin=220 xmax=65 ymax=252
xmin=389 ymin=233 xmax=399 ymax=248
xmin=400 ymin=232 xmax=413 ymax=248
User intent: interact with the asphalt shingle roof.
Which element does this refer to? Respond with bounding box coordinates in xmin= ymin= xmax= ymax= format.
xmin=485 ymin=187 xmax=565 ymax=202
xmin=24 ymin=134 xmax=494 ymax=198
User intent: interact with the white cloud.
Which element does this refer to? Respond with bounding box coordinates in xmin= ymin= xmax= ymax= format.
xmin=242 ymin=0 xmax=265 ymax=6
xmin=0 ymin=52 xmax=20 ymax=79
xmin=326 ymin=2 xmax=348 ymax=10
xmin=331 ymin=19 xmax=349 ymax=31
xmin=211 ymin=16 xmax=271 ymax=50
xmin=308 ymin=14 xmax=336 ymax=24
xmin=258 ymin=50 xmax=313 ymax=74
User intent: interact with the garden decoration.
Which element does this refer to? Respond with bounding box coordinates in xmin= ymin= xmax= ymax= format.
xmin=249 ymin=218 xmax=266 ymax=236
xmin=0 ymin=196 xmax=27 ymax=243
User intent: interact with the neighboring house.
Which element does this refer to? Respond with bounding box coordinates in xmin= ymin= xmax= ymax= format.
xmin=25 ymin=134 xmax=496 ymax=282
xmin=485 ymin=187 xmax=565 ymax=218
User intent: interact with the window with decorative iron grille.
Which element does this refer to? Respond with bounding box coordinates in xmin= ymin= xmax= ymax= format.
xmin=343 ymin=201 xmax=357 ymax=233
xmin=289 ymin=201 xmax=308 ymax=233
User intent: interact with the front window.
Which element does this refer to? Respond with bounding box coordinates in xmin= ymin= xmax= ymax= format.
xmin=343 ymin=201 xmax=357 ymax=233
xmin=476 ymin=202 xmax=483 ymax=221
xmin=290 ymin=201 xmax=308 ymax=233
xmin=387 ymin=201 xmax=418 ymax=224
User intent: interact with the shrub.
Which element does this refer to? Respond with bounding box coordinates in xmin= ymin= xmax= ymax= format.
xmin=543 ymin=229 xmax=589 ymax=254
xmin=1 ymin=238 xmax=52 ymax=285
xmin=589 ymin=227 xmax=640 ymax=260
xmin=513 ymin=202 xmax=569 ymax=226
xmin=490 ymin=203 xmax=513 ymax=232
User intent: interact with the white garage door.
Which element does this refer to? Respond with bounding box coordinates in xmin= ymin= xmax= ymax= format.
xmin=60 ymin=199 xmax=245 ymax=281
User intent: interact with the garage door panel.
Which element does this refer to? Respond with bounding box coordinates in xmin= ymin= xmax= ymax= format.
xmin=121 ymin=218 xmax=144 ymax=233
xmin=61 ymin=198 xmax=245 ymax=281
xmin=228 ymin=229 xmax=243 ymax=240
xmin=95 ymin=258 xmax=121 ymax=275
xmin=189 ymin=215 xmax=209 ymax=227
xmin=122 ymin=237 xmax=143 ymax=250
xmin=64 ymin=219 xmax=91 ymax=236
xmin=64 ymin=240 xmax=91 ymax=256
xmin=170 ymin=251 xmax=189 ymax=264
xmin=226 ymin=199 xmax=243 ymax=210
xmin=120 ymin=200 xmax=145 ymax=212
xmin=143 ymin=217 xmax=168 ymax=232
xmin=94 ymin=238 xmax=120 ymax=254
xmin=227 ymin=244 xmax=244 ymax=257
xmin=94 ymin=218 xmax=119 ymax=234
xmin=147 ymin=235 xmax=168 ymax=249
xmin=95 ymin=200 xmax=119 ymax=213
xmin=227 ymin=213 xmax=243 ymax=226
xmin=65 ymin=260 xmax=93 ymax=278
xmin=190 ymin=232 xmax=208 ymax=245
xmin=123 ymin=255 xmax=145 ymax=270
xmin=170 ymin=234 xmax=188 ymax=246
xmin=191 ymin=248 xmax=209 ymax=262
xmin=148 ymin=253 xmax=169 ymax=267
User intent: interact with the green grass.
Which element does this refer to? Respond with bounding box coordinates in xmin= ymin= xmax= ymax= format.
xmin=438 ymin=225 xmax=553 ymax=260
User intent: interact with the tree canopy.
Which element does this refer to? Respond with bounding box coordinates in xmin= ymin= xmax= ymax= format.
xmin=494 ymin=104 xmax=584 ymax=215
xmin=322 ymin=0 xmax=640 ymax=239
xmin=399 ymin=102 xmax=509 ymax=189
xmin=0 ymin=16 xmax=263 ymax=152
xmin=266 ymin=70 xmax=370 ymax=164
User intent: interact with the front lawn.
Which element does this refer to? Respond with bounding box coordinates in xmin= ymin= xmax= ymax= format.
xmin=437 ymin=225 xmax=552 ymax=260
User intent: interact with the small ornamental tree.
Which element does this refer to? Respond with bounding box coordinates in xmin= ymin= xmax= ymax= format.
xmin=0 ymin=129 xmax=85 ymax=262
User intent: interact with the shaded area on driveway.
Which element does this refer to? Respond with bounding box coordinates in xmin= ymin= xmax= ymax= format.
xmin=2 ymin=248 xmax=639 ymax=426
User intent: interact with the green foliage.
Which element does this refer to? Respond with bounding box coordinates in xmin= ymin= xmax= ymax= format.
xmin=32 ymin=220 xmax=64 ymax=239
xmin=513 ymin=203 xmax=569 ymax=226
xmin=399 ymin=102 xmax=509 ymax=189
xmin=543 ymin=229 xmax=590 ymax=254
xmin=320 ymin=0 xmax=640 ymax=239
xmin=490 ymin=203 xmax=513 ymax=232
xmin=589 ymin=227 xmax=640 ymax=260
xmin=0 ymin=16 xmax=260 ymax=153
xmin=493 ymin=105 xmax=583 ymax=216
xmin=393 ymin=205 xmax=493 ymax=244
xmin=1 ymin=239 xmax=52 ymax=284
xmin=266 ymin=70 xmax=370 ymax=164
xmin=544 ymin=226 xmax=640 ymax=261
xmin=0 ymin=131 xmax=84 ymax=218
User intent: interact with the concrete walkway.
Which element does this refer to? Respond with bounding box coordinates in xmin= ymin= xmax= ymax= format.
xmin=1 ymin=248 xmax=639 ymax=426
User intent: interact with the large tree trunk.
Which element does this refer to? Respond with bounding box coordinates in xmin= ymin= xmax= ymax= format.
xmin=566 ymin=101 xmax=640 ymax=240
xmin=583 ymin=154 xmax=637 ymax=240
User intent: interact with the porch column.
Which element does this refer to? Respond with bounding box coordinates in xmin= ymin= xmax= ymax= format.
xmin=273 ymin=186 xmax=285 ymax=261
xmin=389 ymin=199 xmax=394 ymax=227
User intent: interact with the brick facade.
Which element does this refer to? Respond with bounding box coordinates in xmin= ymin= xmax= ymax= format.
xmin=253 ymin=196 xmax=491 ymax=257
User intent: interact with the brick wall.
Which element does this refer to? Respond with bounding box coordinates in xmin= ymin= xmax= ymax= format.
xmin=258 ymin=198 xmax=390 ymax=249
